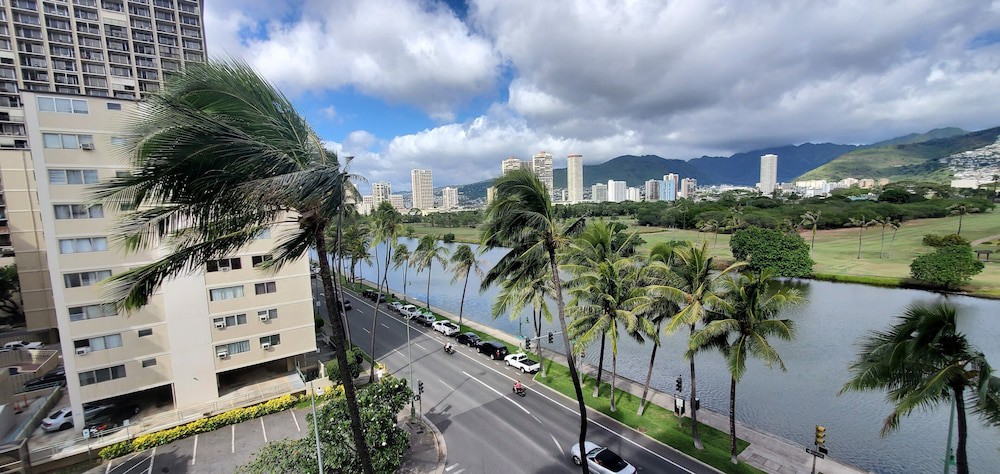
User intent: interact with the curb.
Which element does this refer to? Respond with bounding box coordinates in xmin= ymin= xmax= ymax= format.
xmin=420 ymin=413 xmax=447 ymax=474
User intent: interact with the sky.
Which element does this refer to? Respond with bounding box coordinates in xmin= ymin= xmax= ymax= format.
xmin=203 ymin=0 xmax=1000 ymax=194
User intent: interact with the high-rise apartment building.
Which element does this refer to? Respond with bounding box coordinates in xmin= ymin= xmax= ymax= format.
xmin=680 ymin=178 xmax=698 ymax=199
xmin=644 ymin=179 xmax=659 ymax=202
xmin=661 ymin=173 xmax=679 ymax=201
xmin=591 ymin=183 xmax=607 ymax=203
xmin=531 ymin=151 xmax=553 ymax=200
xmin=607 ymin=180 xmax=627 ymax=203
xmin=372 ymin=182 xmax=392 ymax=206
xmin=410 ymin=169 xmax=434 ymax=211
xmin=566 ymin=154 xmax=583 ymax=202
xmin=441 ymin=186 xmax=458 ymax=210
xmin=486 ymin=186 xmax=496 ymax=206
xmin=501 ymin=157 xmax=528 ymax=175
xmin=2 ymin=92 xmax=313 ymax=431
xmin=759 ymin=154 xmax=778 ymax=196
xmin=626 ymin=187 xmax=640 ymax=202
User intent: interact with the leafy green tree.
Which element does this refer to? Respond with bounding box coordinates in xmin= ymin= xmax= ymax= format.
xmin=391 ymin=243 xmax=411 ymax=304
xmin=413 ymin=235 xmax=449 ymax=311
xmin=691 ymin=270 xmax=802 ymax=463
xmin=480 ymin=170 xmax=591 ymax=472
xmin=730 ymin=227 xmax=813 ymax=277
xmin=840 ymin=303 xmax=1000 ymax=474
xmin=95 ymin=60 xmax=375 ymax=473
xmin=442 ymin=233 xmax=456 ymax=243
xmin=799 ymin=211 xmax=821 ymax=254
xmin=0 ymin=265 xmax=24 ymax=324
xmin=326 ymin=346 xmax=362 ymax=383
xmin=910 ymin=245 xmax=984 ymax=288
xmin=449 ymin=244 xmax=484 ymax=328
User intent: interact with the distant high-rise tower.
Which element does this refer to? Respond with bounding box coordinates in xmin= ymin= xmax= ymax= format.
xmin=567 ymin=154 xmax=584 ymax=202
xmin=501 ymin=157 xmax=528 ymax=175
xmin=759 ymin=154 xmax=778 ymax=196
xmin=486 ymin=187 xmax=496 ymax=205
xmin=372 ymin=182 xmax=392 ymax=206
xmin=626 ymin=187 xmax=641 ymax=202
xmin=441 ymin=187 xmax=459 ymax=209
xmin=661 ymin=173 xmax=679 ymax=201
xmin=644 ymin=180 xmax=660 ymax=201
xmin=607 ymin=180 xmax=627 ymax=202
xmin=410 ymin=169 xmax=434 ymax=211
xmin=532 ymin=151 xmax=554 ymax=199
xmin=680 ymin=178 xmax=698 ymax=199
xmin=591 ymin=183 xmax=608 ymax=203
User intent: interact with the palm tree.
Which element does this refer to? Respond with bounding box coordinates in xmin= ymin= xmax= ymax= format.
xmin=840 ymin=303 xmax=1000 ymax=474
xmin=696 ymin=219 xmax=721 ymax=249
xmin=391 ymin=243 xmax=411 ymax=303
xmin=95 ymin=60 xmax=376 ymax=473
xmin=871 ymin=216 xmax=887 ymax=259
xmin=799 ymin=211 xmax=821 ymax=253
xmin=368 ymin=202 xmax=401 ymax=380
xmin=885 ymin=218 xmax=901 ymax=259
xmin=847 ymin=216 xmax=871 ymax=259
xmin=413 ymin=235 xmax=449 ymax=311
xmin=492 ymin=265 xmax=554 ymax=376
xmin=637 ymin=241 xmax=684 ymax=415
xmin=449 ymin=244 xmax=484 ymax=328
xmin=480 ymin=170 xmax=590 ymax=473
xmin=724 ymin=206 xmax=746 ymax=233
xmin=691 ymin=269 xmax=802 ymax=463
xmin=948 ymin=203 xmax=980 ymax=236
xmin=662 ymin=241 xmax=745 ymax=450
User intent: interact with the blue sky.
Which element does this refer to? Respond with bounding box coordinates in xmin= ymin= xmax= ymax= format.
xmin=203 ymin=0 xmax=1000 ymax=195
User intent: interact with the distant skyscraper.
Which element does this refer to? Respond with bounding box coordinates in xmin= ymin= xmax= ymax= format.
xmin=389 ymin=195 xmax=406 ymax=212
xmin=410 ymin=169 xmax=434 ymax=211
xmin=441 ymin=187 xmax=459 ymax=209
xmin=759 ymin=154 xmax=778 ymax=196
xmin=592 ymin=183 xmax=608 ymax=203
xmin=567 ymin=154 xmax=584 ymax=202
xmin=372 ymin=182 xmax=392 ymax=206
xmin=502 ymin=157 xmax=529 ymax=175
xmin=532 ymin=151 xmax=554 ymax=200
xmin=607 ymin=180 xmax=627 ymax=202
xmin=680 ymin=178 xmax=698 ymax=199
xmin=626 ymin=187 xmax=641 ymax=202
xmin=661 ymin=173 xmax=679 ymax=201
xmin=360 ymin=195 xmax=375 ymax=215
xmin=644 ymin=180 xmax=660 ymax=201
xmin=486 ymin=187 xmax=496 ymax=205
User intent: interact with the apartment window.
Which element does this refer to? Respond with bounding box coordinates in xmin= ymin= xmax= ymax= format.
xmin=78 ymin=364 xmax=126 ymax=386
xmin=63 ymin=270 xmax=112 ymax=288
xmin=138 ymin=328 xmax=153 ymax=337
xmin=209 ymin=285 xmax=244 ymax=301
xmin=54 ymin=204 xmax=103 ymax=219
xmin=216 ymin=340 xmax=250 ymax=355
xmin=260 ymin=334 xmax=280 ymax=346
xmin=206 ymin=257 xmax=241 ymax=273
xmin=110 ymin=65 xmax=131 ymax=77
xmin=73 ymin=333 xmax=122 ymax=351
xmin=141 ymin=358 xmax=156 ymax=367
xmin=68 ymin=303 xmax=117 ymax=321
xmin=254 ymin=282 xmax=276 ymax=295
xmin=49 ymin=169 xmax=99 ymax=185
xmin=42 ymin=133 xmax=94 ymax=149
xmin=258 ymin=308 xmax=277 ymax=320
xmin=107 ymin=102 xmax=122 ymax=110
xmin=251 ymin=255 xmax=272 ymax=268
xmin=213 ymin=313 xmax=247 ymax=327
xmin=110 ymin=137 xmax=127 ymax=146
xmin=37 ymin=96 xmax=88 ymax=113
xmin=58 ymin=237 xmax=108 ymax=254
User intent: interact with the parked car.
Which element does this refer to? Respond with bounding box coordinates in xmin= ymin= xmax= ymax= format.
xmin=388 ymin=302 xmax=403 ymax=312
xmin=400 ymin=305 xmax=419 ymax=319
xmin=504 ymin=353 xmax=540 ymax=373
xmin=477 ymin=341 xmax=510 ymax=360
xmin=22 ymin=367 xmax=66 ymax=391
xmin=362 ymin=289 xmax=376 ymax=299
xmin=3 ymin=341 xmax=43 ymax=350
xmin=415 ymin=313 xmax=436 ymax=326
xmin=570 ymin=441 xmax=636 ymax=474
xmin=86 ymin=404 xmax=141 ymax=433
xmin=431 ymin=320 xmax=460 ymax=336
xmin=41 ymin=403 xmax=110 ymax=433
xmin=456 ymin=332 xmax=481 ymax=347
xmin=341 ymin=299 xmax=352 ymax=310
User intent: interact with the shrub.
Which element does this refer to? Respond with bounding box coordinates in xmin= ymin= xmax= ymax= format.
xmin=326 ymin=347 xmax=363 ymax=383
xmin=922 ymin=233 xmax=969 ymax=247
xmin=910 ymin=245 xmax=984 ymax=288
xmin=730 ymin=226 xmax=814 ymax=277
xmin=442 ymin=233 xmax=455 ymax=243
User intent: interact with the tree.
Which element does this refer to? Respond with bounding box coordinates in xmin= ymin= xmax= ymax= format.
xmin=885 ymin=218 xmax=901 ymax=259
xmin=799 ymin=211 xmax=821 ymax=254
xmin=326 ymin=346 xmax=362 ymax=383
xmin=391 ymin=243 xmax=411 ymax=304
xmin=730 ymin=227 xmax=813 ymax=277
xmin=839 ymin=303 xmax=1000 ymax=474
xmin=691 ymin=269 xmax=802 ymax=463
xmin=413 ymin=235 xmax=448 ymax=311
xmin=637 ymin=241 xmax=684 ymax=415
xmin=95 ymin=60 xmax=376 ymax=474
xmin=480 ymin=170 xmax=591 ymax=473
xmin=871 ymin=216 xmax=887 ymax=259
xmin=492 ymin=264 xmax=553 ymax=376
xmin=0 ymin=265 xmax=24 ymax=324
xmin=449 ymin=244 xmax=484 ymax=328
xmin=662 ymin=241 xmax=745 ymax=450
xmin=696 ymin=219 xmax=721 ymax=249
xmin=368 ymin=202 xmax=401 ymax=381
xmin=847 ymin=217 xmax=872 ymax=259
xmin=910 ymin=245 xmax=984 ymax=288
xmin=948 ymin=203 xmax=980 ymax=236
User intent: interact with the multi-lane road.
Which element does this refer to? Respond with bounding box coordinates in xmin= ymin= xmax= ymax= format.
xmin=327 ymin=284 xmax=713 ymax=474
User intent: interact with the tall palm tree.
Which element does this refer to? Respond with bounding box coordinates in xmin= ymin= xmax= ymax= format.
xmin=799 ymin=210 xmax=821 ymax=253
xmin=637 ymin=241 xmax=684 ymax=415
xmin=840 ymin=303 xmax=1000 ymax=474
xmin=480 ymin=170 xmax=590 ymax=473
xmin=662 ymin=241 xmax=745 ymax=450
xmin=413 ymin=235 xmax=449 ymax=311
xmin=368 ymin=202 xmax=401 ymax=380
xmin=449 ymin=244 xmax=484 ymax=328
xmin=696 ymin=219 xmax=721 ymax=249
xmin=947 ymin=203 xmax=980 ymax=236
xmin=95 ymin=60 xmax=375 ymax=473
xmin=885 ymin=218 xmax=901 ymax=259
xmin=691 ymin=269 xmax=802 ymax=463
xmin=492 ymin=266 xmax=554 ymax=376
xmin=847 ymin=216 xmax=871 ymax=259
xmin=391 ymin=243 xmax=411 ymax=304
xmin=871 ymin=216 xmax=887 ymax=259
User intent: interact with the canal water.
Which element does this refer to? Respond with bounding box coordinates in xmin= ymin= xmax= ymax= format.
xmin=348 ymin=239 xmax=1000 ymax=474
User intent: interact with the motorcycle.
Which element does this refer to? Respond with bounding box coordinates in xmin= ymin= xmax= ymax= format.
xmin=512 ymin=384 xmax=526 ymax=397
xmin=444 ymin=345 xmax=455 ymax=355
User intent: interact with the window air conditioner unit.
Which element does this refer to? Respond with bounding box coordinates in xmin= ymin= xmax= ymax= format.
xmin=214 ymin=321 xmax=225 ymax=329
xmin=80 ymin=143 xmax=95 ymax=150
xmin=221 ymin=266 xmax=231 ymax=272
xmin=261 ymin=342 xmax=271 ymax=350
xmin=217 ymin=350 xmax=228 ymax=359
xmin=76 ymin=346 xmax=90 ymax=356
xmin=259 ymin=314 xmax=269 ymax=322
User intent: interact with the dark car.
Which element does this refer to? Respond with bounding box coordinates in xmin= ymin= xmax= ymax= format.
xmin=477 ymin=341 xmax=510 ymax=360
xmin=456 ymin=332 xmax=481 ymax=347
xmin=22 ymin=367 xmax=66 ymax=391
xmin=362 ymin=289 xmax=375 ymax=299
xmin=341 ymin=299 xmax=352 ymax=310
xmin=86 ymin=404 xmax=140 ymax=433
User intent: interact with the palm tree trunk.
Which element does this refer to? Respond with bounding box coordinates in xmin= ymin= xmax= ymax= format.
xmin=609 ymin=346 xmax=617 ymax=412
xmin=638 ymin=323 xmax=661 ymax=416
xmin=856 ymin=227 xmax=863 ymax=259
xmin=810 ymin=226 xmax=816 ymax=252
xmin=370 ymin=247 xmax=392 ymax=382
xmin=730 ymin=376 xmax=738 ymax=464
xmin=879 ymin=226 xmax=886 ymax=259
xmin=459 ymin=271 xmax=470 ymax=328
xmin=592 ymin=334 xmax=606 ymax=398
xmin=888 ymin=228 xmax=898 ymax=258
xmin=314 ymin=232 xmax=374 ymax=474
xmin=369 ymin=246 xmax=381 ymax=382
xmin=425 ymin=262 xmax=433 ymax=310
xmin=547 ymin=247 xmax=590 ymax=474
xmin=331 ymin=250 xmax=351 ymax=347
xmin=713 ymin=231 xmax=719 ymax=249
xmin=402 ymin=264 xmax=408 ymax=303
xmin=955 ymin=386 xmax=969 ymax=474
xmin=689 ymin=323 xmax=703 ymax=450
xmin=534 ymin=307 xmax=546 ymax=377
xmin=957 ymin=212 xmax=964 ymax=236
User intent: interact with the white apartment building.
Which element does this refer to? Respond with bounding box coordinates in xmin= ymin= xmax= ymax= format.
xmin=644 ymin=179 xmax=659 ymax=202
xmin=531 ymin=151 xmax=553 ymax=200
xmin=661 ymin=173 xmax=679 ymax=201
xmin=441 ymin=186 xmax=458 ymax=210
xmin=607 ymin=180 xmax=627 ymax=203
xmin=566 ymin=154 xmax=583 ymax=202
xmin=626 ymin=187 xmax=641 ymax=202
xmin=591 ymin=183 xmax=608 ymax=203
xmin=501 ymin=157 xmax=528 ymax=175
xmin=372 ymin=182 xmax=391 ymax=207
xmin=759 ymin=154 xmax=778 ymax=196
xmin=1 ymin=92 xmax=314 ymax=432
xmin=680 ymin=178 xmax=698 ymax=199
xmin=389 ymin=194 xmax=405 ymax=213
xmin=410 ymin=169 xmax=433 ymax=211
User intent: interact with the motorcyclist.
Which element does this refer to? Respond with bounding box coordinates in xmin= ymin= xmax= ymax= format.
xmin=513 ymin=380 xmax=524 ymax=393
xmin=445 ymin=342 xmax=454 ymax=353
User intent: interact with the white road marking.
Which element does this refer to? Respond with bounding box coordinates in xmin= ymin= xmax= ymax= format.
xmin=381 ymin=323 xmax=390 ymax=329
xmin=261 ymin=417 xmax=268 ymax=443
xmin=291 ymin=410 xmax=301 ymax=432
xmin=437 ymin=379 xmax=454 ymax=391
xmin=191 ymin=434 xmax=198 ymax=465
xmin=462 ymin=371 xmax=530 ymax=415
xmin=362 ymin=328 xmax=370 ymax=334
xmin=445 ymin=463 xmax=459 ymax=471
xmin=414 ymin=342 xmax=426 ymax=350
xmin=231 ymin=425 xmax=235 ymax=453
xmin=146 ymin=447 xmax=156 ymax=474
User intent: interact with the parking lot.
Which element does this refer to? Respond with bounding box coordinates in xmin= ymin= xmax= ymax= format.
xmin=89 ymin=408 xmax=311 ymax=473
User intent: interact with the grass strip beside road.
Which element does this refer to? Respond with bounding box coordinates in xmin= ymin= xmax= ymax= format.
xmin=536 ymin=362 xmax=763 ymax=474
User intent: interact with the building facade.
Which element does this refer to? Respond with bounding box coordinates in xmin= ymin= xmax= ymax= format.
xmin=626 ymin=186 xmax=640 ymax=202
xmin=660 ymin=173 xmax=679 ymax=201
xmin=501 ymin=157 xmax=528 ymax=176
xmin=591 ymin=183 xmax=607 ymax=203
xmin=607 ymin=179 xmax=626 ymax=203
xmin=371 ymin=182 xmax=391 ymax=206
xmin=644 ymin=179 xmax=659 ymax=202
xmin=759 ymin=154 xmax=778 ymax=196
xmin=410 ymin=169 xmax=433 ymax=211
xmin=680 ymin=177 xmax=698 ymax=199
xmin=531 ymin=151 xmax=553 ymax=200
xmin=566 ymin=154 xmax=583 ymax=202
xmin=441 ymin=186 xmax=458 ymax=210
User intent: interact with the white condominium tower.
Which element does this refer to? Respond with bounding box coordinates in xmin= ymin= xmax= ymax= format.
xmin=501 ymin=157 xmax=528 ymax=175
xmin=759 ymin=154 xmax=778 ymax=196
xmin=680 ymin=178 xmax=698 ymax=199
xmin=410 ymin=169 xmax=434 ymax=211
xmin=531 ymin=151 xmax=553 ymax=200
xmin=441 ymin=186 xmax=458 ymax=210
xmin=591 ymin=183 xmax=608 ymax=203
xmin=372 ymin=182 xmax=392 ymax=206
xmin=567 ymin=154 xmax=583 ymax=202
xmin=607 ymin=180 xmax=627 ymax=203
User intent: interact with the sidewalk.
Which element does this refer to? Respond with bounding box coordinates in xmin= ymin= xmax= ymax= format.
xmin=367 ymin=281 xmax=870 ymax=474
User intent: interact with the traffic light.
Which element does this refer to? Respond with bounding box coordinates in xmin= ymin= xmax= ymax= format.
xmin=418 ymin=380 xmax=424 ymax=394
xmin=525 ymin=338 xmax=531 ymax=350
xmin=815 ymin=425 xmax=826 ymax=446
xmin=547 ymin=332 xmax=554 ymax=344
xmin=694 ymin=398 xmax=700 ymax=411
xmin=675 ymin=376 xmax=683 ymax=393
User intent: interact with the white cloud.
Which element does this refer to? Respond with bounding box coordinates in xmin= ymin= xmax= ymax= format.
xmin=320 ymin=106 xmax=337 ymax=120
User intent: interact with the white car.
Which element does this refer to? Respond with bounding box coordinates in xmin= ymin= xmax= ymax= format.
xmin=431 ymin=320 xmax=460 ymax=336
xmin=570 ymin=441 xmax=636 ymax=474
xmin=400 ymin=305 xmax=419 ymax=319
xmin=3 ymin=341 xmax=43 ymax=350
xmin=41 ymin=404 xmax=109 ymax=432
xmin=388 ymin=302 xmax=403 ymax=312
xmin=504 ymin=353 xmax=540 ymax=373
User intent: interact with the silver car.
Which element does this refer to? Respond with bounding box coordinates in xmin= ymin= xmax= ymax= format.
xmin=570 ymin=441 xmax=636 ymax=474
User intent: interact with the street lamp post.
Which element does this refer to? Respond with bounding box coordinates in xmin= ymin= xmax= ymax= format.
xmin=407 ymin=316 xmax=415 ymax=418
xmin=296 ymin=366 xmax=323 ymax=473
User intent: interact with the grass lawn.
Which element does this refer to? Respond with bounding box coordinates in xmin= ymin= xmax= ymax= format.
xmin=405 ymin=224 xmax=480 ymax=243
xmin=536 ymin=362 xmax=762 ymax=474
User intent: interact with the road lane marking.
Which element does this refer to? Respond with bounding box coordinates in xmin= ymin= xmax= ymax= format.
xmin=414 ymin=342 xmax=426 ymax=350
xmin=146 ymin=447 xmax=156 ymax=474
xmin=382 ymin=323 xmax=390 ymax=329
xmin=231 ymin=425 xmax=235 ymax=453
xmin=437 ymin=379 xmax=454 ymax=391
xmin=445 ymin=463 xmax=459 ymax=471
xmin=261 ymin=417 xmax=268 ymax=443
xmin=462 ymin=370 xmax=530 ymax=415
xmin=362 ymin=328 xmax=370 ymax=334
xmin=191 ymin=434 xmax=198 ymax=465
xmin=291 ymin=411 xmax=301 ymax=431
